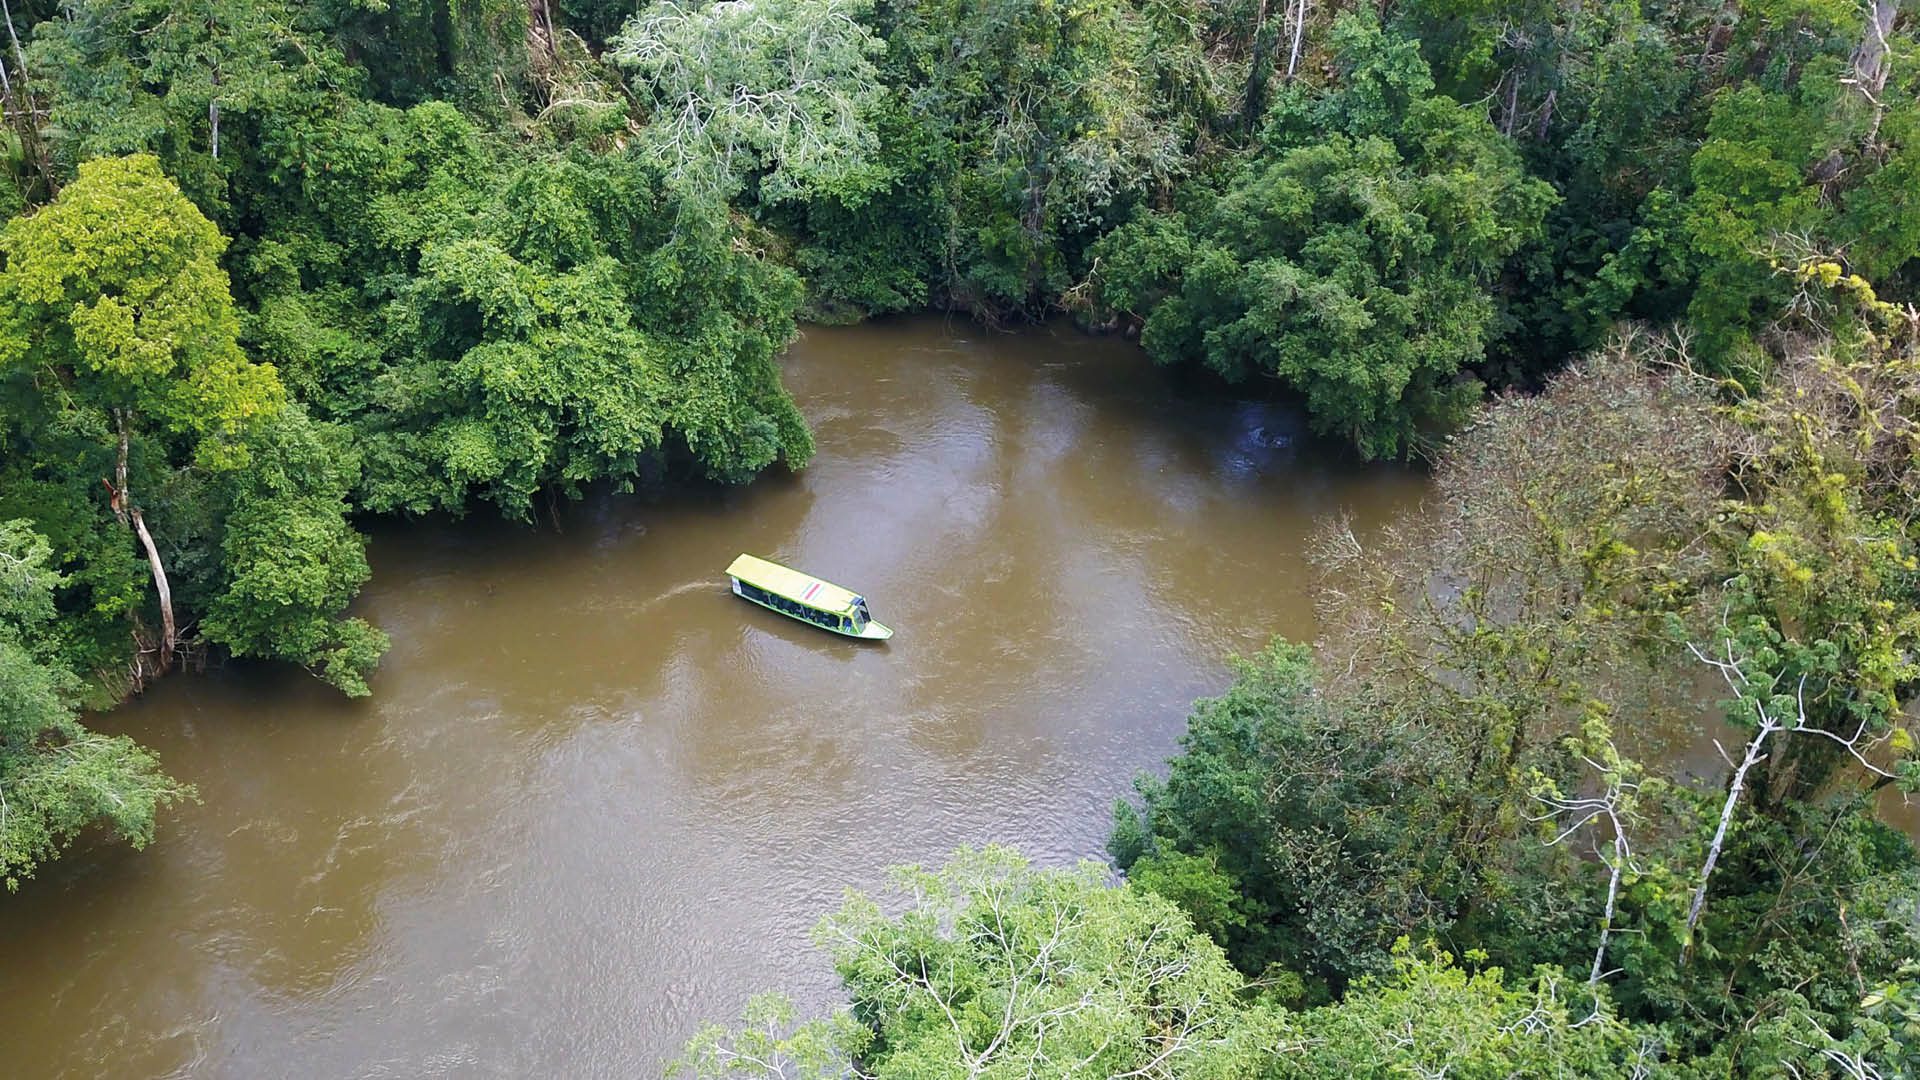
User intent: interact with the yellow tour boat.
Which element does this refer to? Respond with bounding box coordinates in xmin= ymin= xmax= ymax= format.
xmin=726 ymin=553 xmax=894 ymax=640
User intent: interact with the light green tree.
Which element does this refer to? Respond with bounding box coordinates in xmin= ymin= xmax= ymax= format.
xmin=678 ymin=849 xmax=1647 ymax=1077
xmin=818 ymin=846 xmax=1265 ymax=1079
xmin=1273 ymin=943 xmax=1646 ymax=1078
xmin=674 ymin=993 xmax=870 ymax=1079
xmin=611 ymin=0 xmax=889 ymax=204
xmin=0 ymin=153 xmax=284 ymax=673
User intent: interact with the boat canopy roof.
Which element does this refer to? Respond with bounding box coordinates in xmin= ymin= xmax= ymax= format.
xmin=727 ymin=553 xmax=863 ymax=614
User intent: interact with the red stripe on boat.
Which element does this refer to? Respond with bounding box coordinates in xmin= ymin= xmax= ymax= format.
xmin=803 ymin=582 xmax=821 ymax=601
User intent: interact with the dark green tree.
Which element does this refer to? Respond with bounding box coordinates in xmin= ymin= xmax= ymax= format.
xmin=1684 ymin=62 xmax=1920 ymax=366
xmin=203 ymin=408 xmax=386 ymax=697
xmin=1092 ymin=13 xmax=1556 ymax=458
xmin=26 ymin=0 xmax=349 ymax=210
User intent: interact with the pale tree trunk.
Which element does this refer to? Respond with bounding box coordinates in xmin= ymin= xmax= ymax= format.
xmin=1850 ymin=0 xmax=1899 ymax=140
xmin=109 ymin=411 xmax=176 ymax=675
xmin=1592 ymin=825 xmax=1625 ymax=983
xmin=111 ymin=414 xmax=129 ymax=526
xmin=1533 ymin=755 xmax=1637 ymax=985
xmin=130 ymin=509 xmax=175 ymax=674
xmin=0 ymin=0 xmax=49 ymax=195
xmin=1850 ymin=0 xmax=1898 ymax=99
xmin=1286 ymin=0 xmax=1309 ymax=79
xmin=0 ymin=0 xmax=26 ymax=91
xmin=1683 ymin=717 xmax=1774 ymax=961
xmin=207 ymin=9 xmax=222 ymax=161
xmin=1681 ymin=639 xmax=1905 ymax=965
xmin=528 ymin=0 xmax=557 ymax=60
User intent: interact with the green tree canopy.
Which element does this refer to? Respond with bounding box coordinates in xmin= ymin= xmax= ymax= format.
xmin=1091 ymin=13 xmax=1556 ymax=458
xmin=1684 ymin=66 xmax=1920 ymax=365
xmin=0 ymin=152 xmax=286 ymax=674
xmin=203 ymin=408 xmax=386 ymax=697
xmin=26 ymin=0 xmax=349 ymax=210
xmin=235 ymin=103 xmax=813 ymax=517
xmin=818 ymin=846 xmax=1263 ymax=1078
xmin=677 ymin=849 xmax=1646 ymax=1078
xmin=0 ymin=153 xmax=282 ymax=464
xmin=611 ymin=0 xmax=889 ymax=205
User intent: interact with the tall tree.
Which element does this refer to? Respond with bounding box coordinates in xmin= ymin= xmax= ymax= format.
xmin=0 ymin=154 xmax=284 ymax=674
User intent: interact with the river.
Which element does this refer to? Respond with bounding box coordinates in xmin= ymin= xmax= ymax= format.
xmin=0 ymin=318 xmax=1425 ymax=1078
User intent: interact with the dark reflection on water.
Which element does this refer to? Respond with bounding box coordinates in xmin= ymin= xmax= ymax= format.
xmin=0 ymin=318 xmax=1425 ymax=1078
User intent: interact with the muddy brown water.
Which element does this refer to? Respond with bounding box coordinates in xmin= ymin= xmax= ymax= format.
xmin=1 ymin=318 xmax=1426 ymax=1077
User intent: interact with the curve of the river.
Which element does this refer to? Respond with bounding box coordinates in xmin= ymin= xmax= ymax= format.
xmin=0 ymin=318 xmax=1425 ymax=1078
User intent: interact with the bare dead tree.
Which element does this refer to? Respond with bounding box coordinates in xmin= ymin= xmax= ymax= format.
xmin=527 ymin=0 xmax=559 ymax=61
xmin=1841 ymin=0 xmax=1902 ymax=142
xmin=1531 ymin=740 xmax=1645 ymax=984
xmin=1286 ymin=0 xmax=1310 ymax=79
xmin=1680 ymin=631 xmax=1902 ymax=958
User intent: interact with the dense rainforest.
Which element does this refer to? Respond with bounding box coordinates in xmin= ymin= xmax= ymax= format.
xmin=1 ymin=0 xmax=1917 ymax=1073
